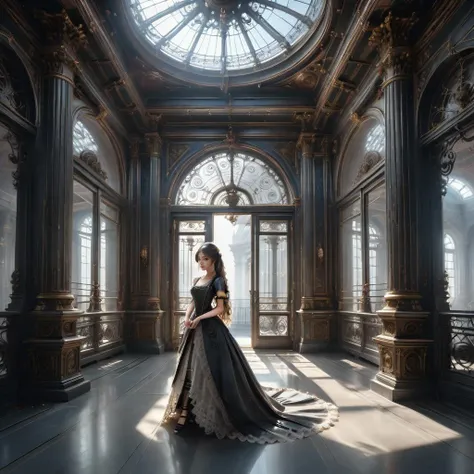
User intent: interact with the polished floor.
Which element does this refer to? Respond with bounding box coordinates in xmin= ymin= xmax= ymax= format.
xmin=1 ymin=351 xmax=474 ymax=474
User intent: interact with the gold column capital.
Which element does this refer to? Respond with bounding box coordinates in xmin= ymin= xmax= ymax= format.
xmin=368 ymin=11 xmax=418 ymax=83
xmin=145 ymin=132 xmax=163 ymax=158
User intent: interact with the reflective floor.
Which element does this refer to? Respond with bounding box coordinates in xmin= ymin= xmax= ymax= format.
xmin=1 ymin=351 xmax=474 ymax=474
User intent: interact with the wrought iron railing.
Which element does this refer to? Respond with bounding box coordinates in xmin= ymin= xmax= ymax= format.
xmin=77 ymin=312 xmax=124 ymax=365
xmin=446 ymin=312 xmax=474 ymax=379
xmin=339 ymin=282 xmax=387 ymax=312
xmin=0 ymin=316 xmax=7 ymax=379
xmin=72 ymin=281 xmax=124 ymax=365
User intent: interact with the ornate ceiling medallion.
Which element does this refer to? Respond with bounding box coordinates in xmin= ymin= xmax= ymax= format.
xmin=128 ymin=0 xmax=326 ymax=80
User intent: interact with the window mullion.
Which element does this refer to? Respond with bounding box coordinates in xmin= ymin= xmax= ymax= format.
xmin=91 ymin=190 xmax=101 ymax=309
xmin=361 ymin=189 xmax=369 ymax=301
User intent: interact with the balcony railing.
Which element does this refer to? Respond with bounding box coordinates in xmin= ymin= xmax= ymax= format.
xmin=0 ymin=316 xmax=7 ymax=380
xmin=445 ymin=312 xmax=474 ymax=380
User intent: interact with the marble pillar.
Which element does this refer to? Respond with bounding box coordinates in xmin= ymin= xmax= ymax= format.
xmin=369 ymin=12 xmax=432 ymax=401
xmin=21 ymin=11 xmax=90 ymax=401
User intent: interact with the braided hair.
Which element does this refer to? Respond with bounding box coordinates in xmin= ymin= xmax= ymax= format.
xmin=195 ymin=242 xmax=232 ymax=325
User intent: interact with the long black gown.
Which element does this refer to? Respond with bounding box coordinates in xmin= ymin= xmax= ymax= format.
xmin=162 ymin=276 xmax=338 ymax=444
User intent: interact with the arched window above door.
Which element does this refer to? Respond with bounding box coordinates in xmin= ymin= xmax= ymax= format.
xmin=175 ymin=151 xmax=289 ymax=206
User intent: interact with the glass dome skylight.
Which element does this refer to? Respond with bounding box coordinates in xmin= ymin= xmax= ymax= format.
xmin=129 ymin=0 xmax=324 ymax=74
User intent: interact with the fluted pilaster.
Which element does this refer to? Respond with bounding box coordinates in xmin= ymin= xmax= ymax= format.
xmin=128 ymin=133 xmax=164 ymax=353
xmin=296 ymin=132 xmax=333 ymax=352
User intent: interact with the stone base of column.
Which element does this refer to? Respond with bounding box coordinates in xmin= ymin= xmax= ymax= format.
xmin=371 ymin=304 xmax=433 ymax=402
xmin=20 ymin=311 xmax=90 ymax=403
xmin=297 ymin=308 xmax=335 ymax=353
xmin=127 ymin=310 xmax=165 ymax=354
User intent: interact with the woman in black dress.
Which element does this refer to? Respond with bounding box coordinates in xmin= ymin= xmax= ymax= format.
xmin=162 ymin=242 xmax=338 ymax=443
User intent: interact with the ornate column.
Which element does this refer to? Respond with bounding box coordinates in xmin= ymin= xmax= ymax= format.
xmin=296 ymin=132 xmax=334 ymax=352
xmin=369 ymin=12 xmax=432 ymax=401
xmin=128 ymin=133 xmax=164 ymax=353
xmin=21 ymin=10 xmax=90 ymax=401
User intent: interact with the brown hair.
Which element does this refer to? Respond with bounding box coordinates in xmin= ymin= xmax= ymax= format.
xmin=195 ymin=242 xmax=232 ymax=325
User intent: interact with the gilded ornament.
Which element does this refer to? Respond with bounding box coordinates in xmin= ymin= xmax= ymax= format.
xmin=368 ymin=12 xmax=418 ymax=80
xmin=168 ymin=143 xmax=189 ymax=168
xmin=140 ymin=246 xmax=149 ymax=267
xmin=0 ymin=56 xmax=24 ymax=112
xmin=294 ymin=71 xmax=319 ymax=90
xmin=78 ymin=150 xmax=108 ymax=181
xmin=353 ymin=151 xmax=382 ymax=184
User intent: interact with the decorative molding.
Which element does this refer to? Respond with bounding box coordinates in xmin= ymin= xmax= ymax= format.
xmin=167 ymin=143 xmax=189 ymax=170
xmin=35 ymin=9 xmax=87 ymax=78
xmin=68 ymin=0 xmax=148 ymax=124
xmin=313 ymin=0 xmax=379 ymax=126
xmin=293 ymin=112 xmax=315 ymax=132
xmin=0 ymin=55 xmax=25 ymax=113
xmin=353 ymin=151 xmax=382 ymax=184
xmin=275 ymin=141 xmax=297 ymax=170
xmin=368 ymin=12 xmax=418 ymax=80
xmin=77 ymin=150 xmax=108 ymax=181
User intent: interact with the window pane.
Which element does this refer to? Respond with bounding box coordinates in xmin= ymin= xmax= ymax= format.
xmin=258 ymin=235 xmax=288 ymax=312
xmin=0 ymin=135 xmax=17 ymax=311
xmin=72 ymin=181 xmax=94 ymax=312
xmin=100 ymin=201 xmax=120 ymax=311
xmin=340 ymin=203 xmax=362 ymax=311
xmin=177 ymin=233 xmax=205 ymax=335
xmin=175 ymin=152 xmax=289 ymax=206
xmin=367 ymin=185 xmax=387 ymax=311
xmin=0 ymin=132 xmax=17 ymax=378
xmin=128 ymin=0 xmax=324 ymax=74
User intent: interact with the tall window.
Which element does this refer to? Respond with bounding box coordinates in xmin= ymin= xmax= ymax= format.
xmin=72 ymin=119 xmax=122 ymax=313
xmin=339 ymin=185 xmax=387 ymax=312
xmin=444 ymin=233 xmax=456 ymax=304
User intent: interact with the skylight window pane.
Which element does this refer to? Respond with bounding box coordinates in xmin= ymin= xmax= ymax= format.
xmin=129 ymin=0 xmax=325 ymax=74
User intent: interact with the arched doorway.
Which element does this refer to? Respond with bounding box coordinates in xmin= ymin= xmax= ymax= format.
xmin=169 ymin=148 xmax=296 ymax=350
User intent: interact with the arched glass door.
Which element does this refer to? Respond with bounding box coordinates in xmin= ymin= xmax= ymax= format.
xmin=170 ymin=148 xmax=294 ymax=349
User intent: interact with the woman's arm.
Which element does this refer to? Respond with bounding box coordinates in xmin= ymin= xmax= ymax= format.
xmin=184 ymin=300 xmax=195 ymax=328
xmin=190 ymin=298 xmax=224 ymax=328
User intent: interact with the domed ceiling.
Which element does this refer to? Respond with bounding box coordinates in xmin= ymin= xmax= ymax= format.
xmin=126 ymin=0 xmax=327 ymax=85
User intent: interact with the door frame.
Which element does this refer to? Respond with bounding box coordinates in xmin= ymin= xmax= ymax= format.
xmin=251 ymin=214 xmax=294 ymax=350
xmin=170 ymin=208 xmax=295 ymax=349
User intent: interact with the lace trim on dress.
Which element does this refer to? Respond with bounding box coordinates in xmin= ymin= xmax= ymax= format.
xmin=189 ymin=325 xmax=339 ymax=444
xmin=161 ymin=331 xmax=193 ymax=422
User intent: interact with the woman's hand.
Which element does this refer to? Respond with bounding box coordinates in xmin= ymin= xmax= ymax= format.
xmin=184 ymin=319 xmax=191 ymax=329
xmin=190 ymin=317 xmax=201 ymax=329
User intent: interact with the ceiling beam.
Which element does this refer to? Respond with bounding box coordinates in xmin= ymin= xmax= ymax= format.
xmin=64 ymin=0 xmax=148 ymax=124
xmin=313 ymin=0 xmax=379 ymax=128
xmin=146 ymin=106 xmax=316 ymax=116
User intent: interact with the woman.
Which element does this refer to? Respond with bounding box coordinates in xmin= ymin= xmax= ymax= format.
xmin=162 ymin=242 xmax=338 ymax=443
